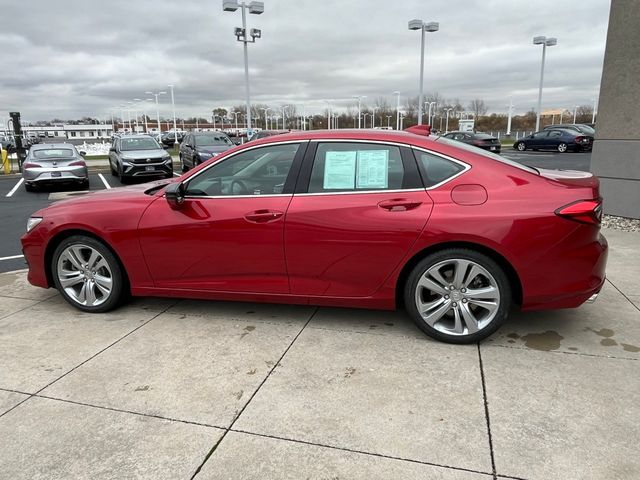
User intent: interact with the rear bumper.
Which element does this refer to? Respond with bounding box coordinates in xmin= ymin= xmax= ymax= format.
xmin=24 ymin=168 xmax=88 ymax=184
xmin=522 ymin=232 xmax=608 ymax=311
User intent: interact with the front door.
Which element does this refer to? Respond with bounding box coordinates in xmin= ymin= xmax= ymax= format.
xmin=138 ymin=141 xmax=305 ymax=293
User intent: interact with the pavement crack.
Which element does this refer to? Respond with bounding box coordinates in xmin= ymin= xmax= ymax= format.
xmin=477 ymin=343 xmax=497 ymax=479
xmin=190 ymin=306 xmax=319 ymax=479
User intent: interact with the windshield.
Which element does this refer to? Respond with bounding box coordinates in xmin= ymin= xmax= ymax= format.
xmin=577 ymin=125 xmax=595 ymax=134
xmin=33 ymin=148 xmax=75 ymax=159
xmin=433 ymin=136 xmax=539 ymax=174
xmin=195 ymin=134 xmax=233 ymax=146
xmin=121 ymin=137 xmax=161 ymax=151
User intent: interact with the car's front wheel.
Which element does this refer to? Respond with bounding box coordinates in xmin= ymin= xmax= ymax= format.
xmin=52 ymin=235 xmax=126 ymax=312
xmin=404 ymin=249 xmax=512 ymax=344
xmin=515 ymin=142 xmax=526 ymax=151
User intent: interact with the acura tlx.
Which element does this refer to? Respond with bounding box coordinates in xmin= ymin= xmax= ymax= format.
xmin=21 ymin=130 xmax=607 ymax=344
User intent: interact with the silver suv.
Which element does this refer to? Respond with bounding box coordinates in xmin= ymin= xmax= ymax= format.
xmin=109 ymin=135 xmax=173 ymax=182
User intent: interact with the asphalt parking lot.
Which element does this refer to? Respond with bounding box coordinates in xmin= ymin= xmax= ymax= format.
xmin=0 ymin=226 xmax=638 ymax=479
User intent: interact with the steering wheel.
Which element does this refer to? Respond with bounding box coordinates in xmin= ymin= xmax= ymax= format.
xmin=230 ymin=179 xmax=249 ymax=195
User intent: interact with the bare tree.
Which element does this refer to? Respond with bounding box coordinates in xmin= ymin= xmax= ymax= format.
xmin=469 ymin=98 xmax=488 ymax=119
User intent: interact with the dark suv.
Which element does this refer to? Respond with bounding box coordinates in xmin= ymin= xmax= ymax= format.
xmin=179 ymin=132 xmax=234 ymax=171
xmin=109 ymin=135 xmax=173 ymax=181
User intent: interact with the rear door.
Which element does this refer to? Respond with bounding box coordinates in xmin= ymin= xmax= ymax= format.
xmin=284 ymin=141 xmax=434 ymax=297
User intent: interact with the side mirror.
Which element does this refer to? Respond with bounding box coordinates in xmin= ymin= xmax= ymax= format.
xmin=165 ymin=182 xmax=185 ymax=209
xmin=109 ymin=146 xmax=116 ymax=152
xmin=163 ymin=144 xmax=171 ymax=149
xmin=79 ymin=151 xmax=87 ymax=156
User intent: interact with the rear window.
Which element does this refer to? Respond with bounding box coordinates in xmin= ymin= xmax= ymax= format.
xmin=433 ymin=136 xmax=538 ymax=174
xmin=33 ymin=148 xmax=75 ymax=159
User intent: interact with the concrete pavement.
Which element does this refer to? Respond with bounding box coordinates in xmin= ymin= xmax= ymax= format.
xmin=0 ymin=227 xmax=638 ymax=479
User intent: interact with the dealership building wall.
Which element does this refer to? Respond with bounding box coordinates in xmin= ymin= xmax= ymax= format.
xmin=590 ymin=0 xmax=640 ymax=219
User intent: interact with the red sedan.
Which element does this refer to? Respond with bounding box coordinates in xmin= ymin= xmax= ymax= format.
xmin=21 ymin=130 xmax=607 ymax=343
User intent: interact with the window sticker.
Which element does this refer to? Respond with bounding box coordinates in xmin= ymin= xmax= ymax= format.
xmin=323 ymin=150 xmax=357 ymax=189
xmin=356 ymin=150 xmax=389 ymax=189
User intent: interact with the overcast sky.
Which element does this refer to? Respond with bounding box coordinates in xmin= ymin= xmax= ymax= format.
xmin=0 ymin=0 xmax=610 ymax=121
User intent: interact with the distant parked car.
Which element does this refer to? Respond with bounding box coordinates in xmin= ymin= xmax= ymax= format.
xmin=109 ymin=135 xmax=173 ymax=181
xmin=248 ymin=129 xmax=290 ymax=142
xmin=160 ymin=131 xmax=185 ymax=147
xmin=542 ymin=123 xmax=595 ymax=136
xmin=22 ymin=143 xmax=88 ymax=192
xmin=443 ymin=131 xmax=501 ymax=153
xmin=179 ymin=132 xmax=234 ymax=171
xmin=514 ymin=129 xmax=592 ymax=153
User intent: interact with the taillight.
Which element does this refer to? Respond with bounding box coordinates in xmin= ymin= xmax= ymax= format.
xmin=555 ymin=199 xmax=602 ymax=225
xmin=69 ymin=160 xmax=86 ymax=167
xmin=575 ymin=136 xmax=585 ymax=142
xmin=23 ymin=162 xmax=42 ymax=169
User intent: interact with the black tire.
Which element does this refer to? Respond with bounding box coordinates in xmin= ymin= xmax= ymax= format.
xmin=180 ymin=155 xmax=188 ymax=172
xmin=51 ymin=235 xmax=126 ymax=313
xmin=515 ymin=142 xmax=526 ymax=151
xmin=24 ymin=182 xmax=36 ymax=192
xmin=80 ymin=180 xmax=90 ymax=190
xmin=404 ymin=248 xmax=512 ymax=344
xmin=110 ymin=161 xmax=117 ymax=176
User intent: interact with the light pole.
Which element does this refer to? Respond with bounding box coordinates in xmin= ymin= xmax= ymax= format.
xmin=408 ymin=19 xmax=439 ymax=125
xmin=592 ymin=97 xmax=597 ymax=123
xmin=386 ymin=115 xmax=392 ymax=128
xmin=393 ymin=91 xmax=400 ymax=129
xmin=280 ymin=105 xmax=289 ymax=130
xmin=230 ymin=110 xmax=240 ymax=133
xmin=323 ymin=100 xmax=331 ymax=130
xmin=146 ymin=91 xmax=166 ymax=137
xmin=426 ymin=101 xmax=436 ymax=126
xmin=399 ymin=112 xmax=405 ymax=130
xmin=167 ymin=84 xmax=178 ymax=145
xmin=372 ymin=106 xmax=379 ymax=128
xmin=573 ymin=105 xmax=579 ymax=123
xmin=445 ymin=107 xmax=454 ymax=133
xmin=533 ymin=35 xmax=557 ymax=131
xmin=363 ymin=112 xmax=370 ymax=128
xmin=353 ymin=95 xmax=366 ymax=128
xmin=506 ymin=96 xmax=514 ymax=135
xmin=261 ymin=107 xmax=270 ymax=129
xmin=223 ymin=0 xmax=264 ymax=138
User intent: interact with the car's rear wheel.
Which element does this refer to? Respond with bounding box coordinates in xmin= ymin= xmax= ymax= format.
xmin=180 ymin=155 xmax=188 ymax=172
xmin=110 ymin=161 xmax=117 ymax=176
xmin=24 ymin=182 xmax=36 ymax=192
xmin=52 ymin=235 xmax=125 ymax=313
xmin=404 ymin=249 xmax=512 ymax=344
xmin=516 ymin=142 xmax=526 ymax=151
xmin=557 ymin=142 xmax=568 ymax=153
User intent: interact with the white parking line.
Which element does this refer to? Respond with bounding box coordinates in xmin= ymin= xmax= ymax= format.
xmin=0 ymin=254 xmax=24 ymax=261
xmin=5 ymin=178 xmax=24 ymax=197
xmin=97 ymin=173 xmax=111 ymax=189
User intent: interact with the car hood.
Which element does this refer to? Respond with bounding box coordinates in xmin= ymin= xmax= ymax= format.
xmin=196 ymin=145 xmax=231 ymax=155
xmin=120 ymin=149 xmax=167 ymax=159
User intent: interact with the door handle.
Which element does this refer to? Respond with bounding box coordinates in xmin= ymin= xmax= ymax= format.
xmin=244 ymin=209 xmax=284 ymax=223
xmin=377 ymin=199 xmax=423 ymax=212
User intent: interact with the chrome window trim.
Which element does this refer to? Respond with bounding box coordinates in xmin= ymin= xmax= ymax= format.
xmin=309 ymin=138 xmax=412 ymax=148
xmin=182 ymin=139 xmax=307 ymax=190
xmin=184 ymin=193 xmax=291 ymax=200
xmin=295 ymin=188 xmax=425 ymax=197
xmin=410 ymin=146 xmax=471 ymax=190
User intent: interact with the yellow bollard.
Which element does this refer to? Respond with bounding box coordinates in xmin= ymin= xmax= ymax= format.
xmin=1 ymin=148 xmax=9 ymax=174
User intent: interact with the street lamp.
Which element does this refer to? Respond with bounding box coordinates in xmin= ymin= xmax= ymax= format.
xmin=281 ymin=105 xmax=289 ymax=130
xmin=261 ymin=107 xmax=270 ymax=129
xmin=426 ymin=101 xmax=436 ymax=126
xmin=230 ymin=110 xmax=240 ymax=133
xmin=372 ymin=106 xmax=379 ymax=128
xmin=393 ymin=91 xmax=400 ymax=129
xmin=323 ymin=100 xmax=331 ymax=130
xmin=399 ymin=111 xmax=406 ymax=130
xmin=573 ymin=105 xmax=579 ymax=124
xmin=146 ymin=91 xmax=166 ymax=138
xmin=223 ymin=0 xmax=264 ymax=138
xmin=363 ymin=112 xmax=370 ymax=128
xmin=408 ymin=19 xmax=439 ymax=125
xmin=506 ymin=96 xmax=514 ymax=135
xmin=592 ymin=97 xmax=597 ymax=123
xmin=444 ymin=107 xmax=454 ymax=133
xmin=386 ymin=115 xmax=392 ymax=128
xmin=167 ymin=84 xmax=178 ymax=145
xmin=353 ymin=95 xmax=367 ymax=128
xmin=533 ymin=35 xmax=557 ymax=131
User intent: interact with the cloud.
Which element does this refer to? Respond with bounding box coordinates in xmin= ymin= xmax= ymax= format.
xmin=0 ymin=0 xmax=610 ymax=121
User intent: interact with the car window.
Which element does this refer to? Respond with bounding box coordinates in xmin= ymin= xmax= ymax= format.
xmin=308 ymin=142 xmax=404 ymax=193
xmin=532 ymin=131 xmax=548 ymax=139
xmin=548 ymin=130 xmax=564 ymax=138
xmin=194 ymin=134 xmax=233 ymax=146
xmin=414 ymin=150 xmax=466 ymax=188
xmin=32 ymin=148 xmax=75 ymax=160
xmin=120 ymin=137 xmax=161 ymax=151
xmin=185 ymin=143 xmax=300 ymax=196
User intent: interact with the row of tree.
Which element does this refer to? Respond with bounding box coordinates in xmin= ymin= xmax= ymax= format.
xmin=32 ymin=94 xmax=597 ymax=134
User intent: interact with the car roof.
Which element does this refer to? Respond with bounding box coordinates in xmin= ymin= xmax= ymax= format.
xmin=119 ymin=134 xmax=157 ymax=140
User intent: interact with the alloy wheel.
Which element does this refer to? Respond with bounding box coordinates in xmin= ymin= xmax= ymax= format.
xmin=558 ymin=142 xmax=567 ymax=153
xmin=56 ymin=244 xmax=113 ymax=307
xmin=414 ymin=258 xmax=500 ymax=336
xmin=517 ymin=142 xmax=526 ymax=151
